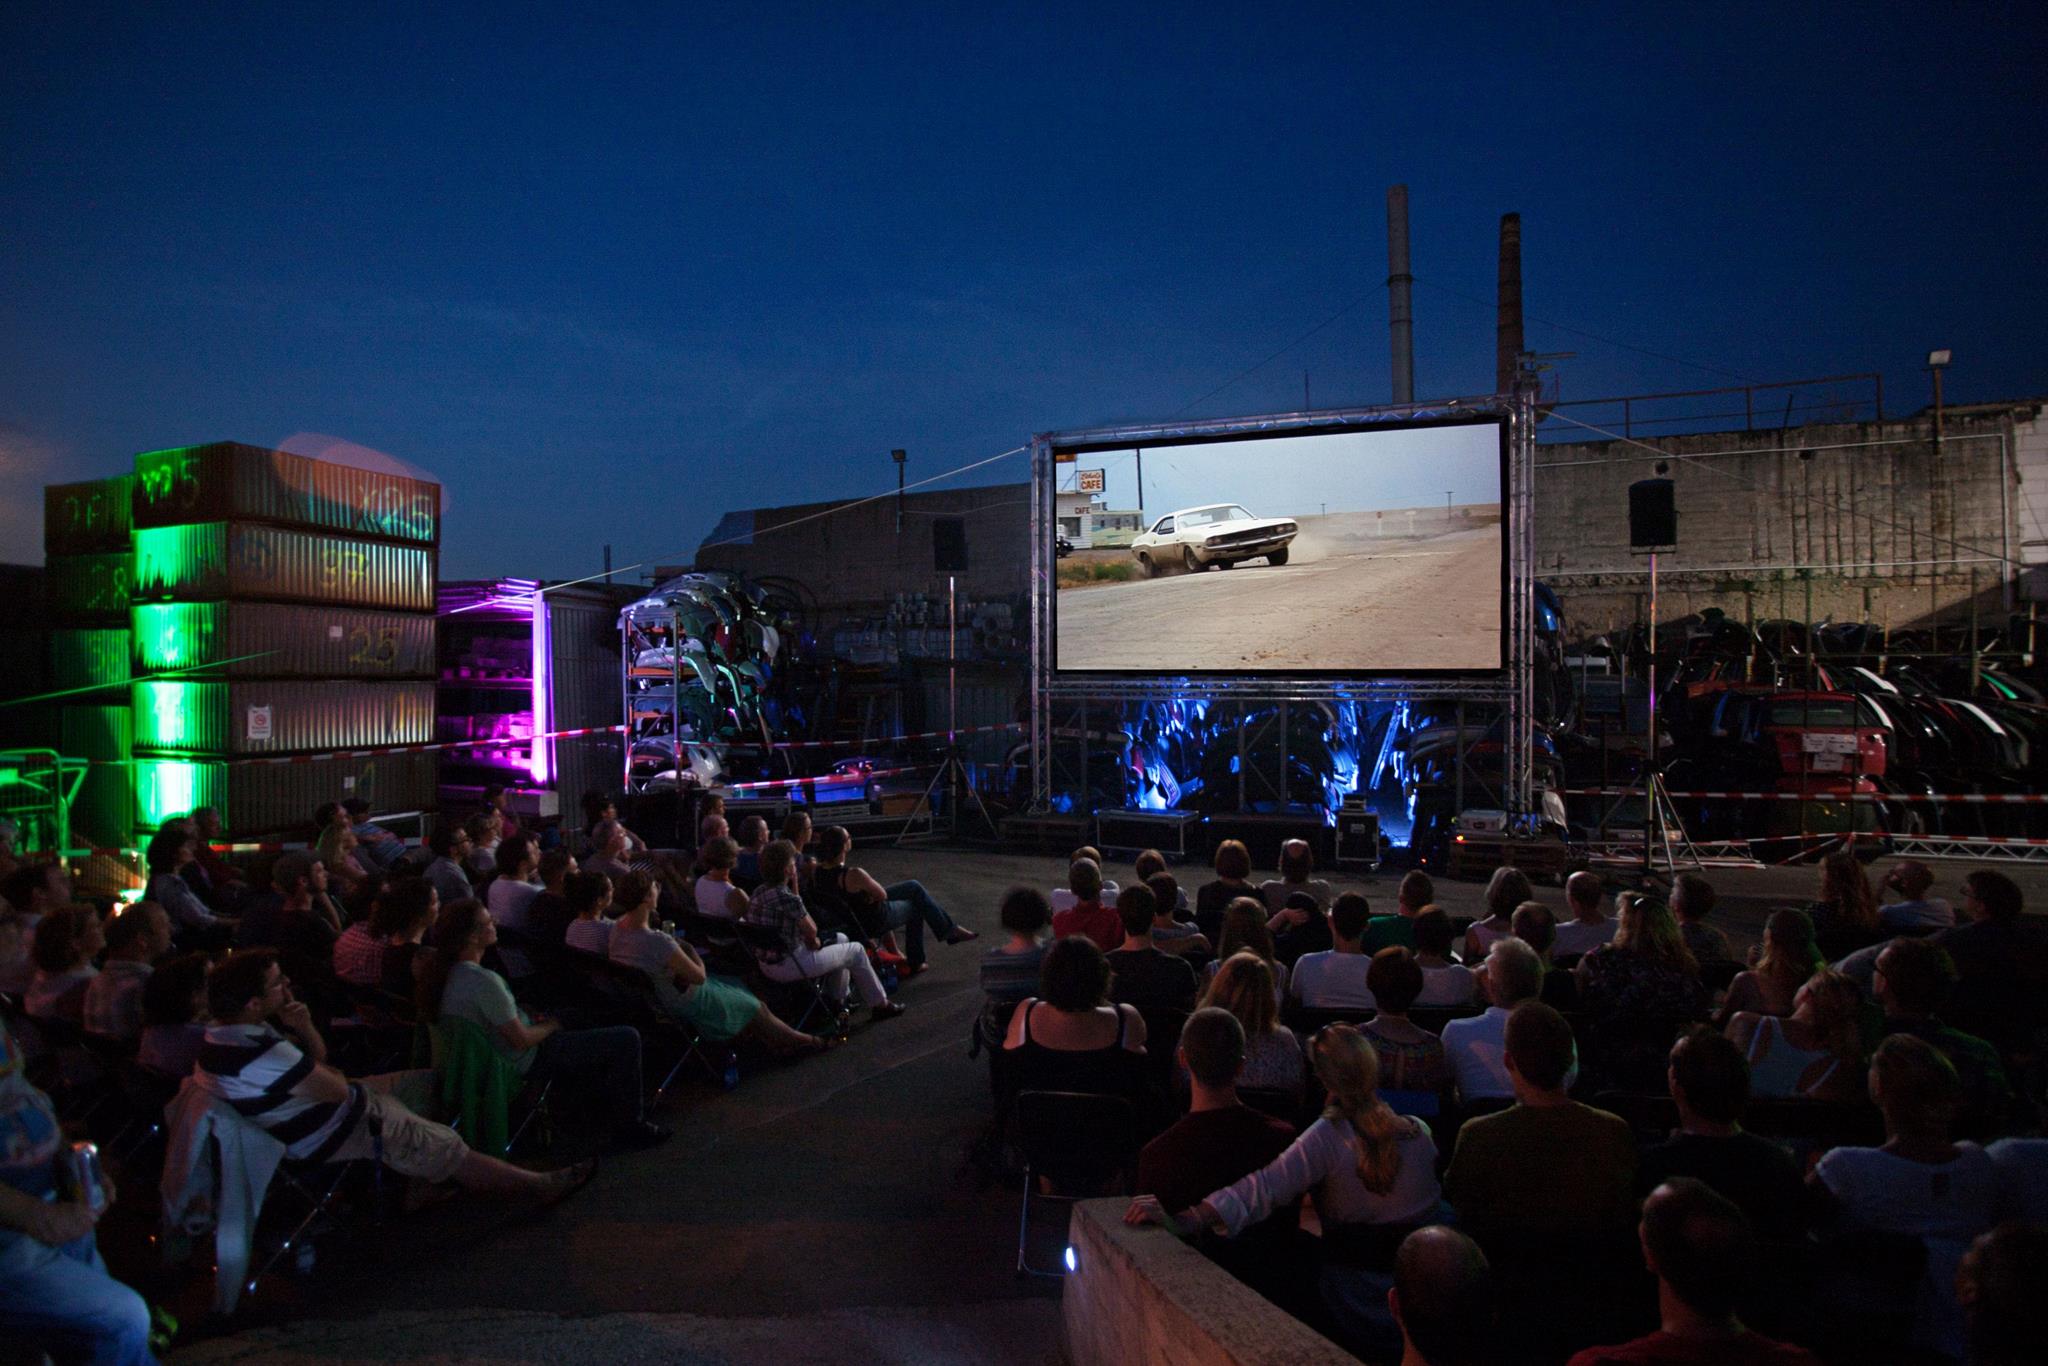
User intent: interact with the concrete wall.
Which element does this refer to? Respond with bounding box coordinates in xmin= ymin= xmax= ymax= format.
xmin=1534 ymin=405 xmax=2035 ymax=634
xmin=1062 ymin=1198 xmax=1359 ymax=1366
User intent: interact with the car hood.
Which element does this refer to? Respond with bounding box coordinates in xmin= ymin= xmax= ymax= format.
xmin=1195 ymin=516 xmax=1291 ymax=534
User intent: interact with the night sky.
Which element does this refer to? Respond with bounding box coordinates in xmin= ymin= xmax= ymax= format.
xmin=4 ymin=4 xmax=2043 ymax=580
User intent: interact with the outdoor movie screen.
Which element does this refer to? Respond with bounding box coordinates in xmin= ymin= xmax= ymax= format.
xmin=1052 ymin=417 xmax=1506 ymax=675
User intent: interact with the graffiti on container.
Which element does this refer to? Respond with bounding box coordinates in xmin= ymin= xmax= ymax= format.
xmin=319 ymin=546 xmax=370 ymax=594
xmin=356 ymin=483 xmax=438 ymax=541
xmin=347 ymin=627 xmax=402 ymax=668
xmin=135 ymin=451 xmax=202 ymax=512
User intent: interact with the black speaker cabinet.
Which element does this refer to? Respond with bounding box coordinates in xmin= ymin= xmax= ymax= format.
xmin=1628 ymin=478 xmax=1677 ymax=548
xmin=933 ymin=517 xmax=968 ymax=572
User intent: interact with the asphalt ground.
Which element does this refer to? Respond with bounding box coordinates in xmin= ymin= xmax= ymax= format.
xmin=1055 ymin=514 xmax=1502 ymax=672
xmin=149 ymin=844 xmax=2048 ymax=1364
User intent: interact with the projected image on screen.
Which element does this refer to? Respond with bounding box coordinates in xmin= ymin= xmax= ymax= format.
xmin=1053 ymin=419 xmax=1505 ymax=674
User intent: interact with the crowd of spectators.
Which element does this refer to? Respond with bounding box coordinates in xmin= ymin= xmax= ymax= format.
xmin=978 ymin=841 xmax=2048 ymax=1364
xmin=0 ymin=784 xmax=990 ymax=1363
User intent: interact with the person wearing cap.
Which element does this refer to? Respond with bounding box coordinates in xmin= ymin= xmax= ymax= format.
xmin=1877 ymin=861 xmax=1955 ymax=933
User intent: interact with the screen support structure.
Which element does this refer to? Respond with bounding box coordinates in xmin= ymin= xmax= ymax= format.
xmin=1028 ymin=390 xmax=1538 ymax=824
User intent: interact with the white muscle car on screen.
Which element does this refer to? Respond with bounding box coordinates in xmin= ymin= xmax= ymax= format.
xmin=1130 ymin=504 xmax=1297 ymax=576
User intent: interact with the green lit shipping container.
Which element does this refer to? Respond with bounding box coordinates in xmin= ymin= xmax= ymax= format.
xmin=44 ymin=475 xmax=134 ymax=556
xmin=46 ymin=552 xmax=133 ymax=624
xmin=132 ymin=602 xmax=436 ymax=679
xmin=131 ymin=523 xmax=436 ymax=612
xmin=131 ymin=678 xmax=436 ymax=756
xmin=133 ymin=443 xmax=439 ymax=546
xmin=60 ymin=705 xmax=132 ymax=852
xmin=133 ymin=750 xmax=438 ymax=838
xmin=49 ymin=629 xmax=131 ymax=691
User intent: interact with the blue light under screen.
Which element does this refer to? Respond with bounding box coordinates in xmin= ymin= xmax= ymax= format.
xmin=1066 ymin=423 xmax=1501 ymax=521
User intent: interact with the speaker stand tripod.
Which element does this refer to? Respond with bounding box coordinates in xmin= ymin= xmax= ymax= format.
xmin=894 ymin=574 xmax=996 ymax=846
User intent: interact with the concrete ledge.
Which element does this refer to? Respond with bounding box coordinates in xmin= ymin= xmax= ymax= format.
xmin=1062 ymin=1198 xmax=1359 ymax=1366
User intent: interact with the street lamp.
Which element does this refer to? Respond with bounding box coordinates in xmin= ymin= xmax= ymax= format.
xmin=892 ymin=448 xmax=907 ymax=533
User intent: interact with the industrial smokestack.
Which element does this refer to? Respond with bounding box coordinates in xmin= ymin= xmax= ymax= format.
xmin=1496 ymin=212 xmax=1524 ymax=394
xmin=1386 ymin=185 xmax=1414 ymax=404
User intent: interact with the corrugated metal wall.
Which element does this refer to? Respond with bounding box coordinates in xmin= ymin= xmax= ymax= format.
xmin=50 ymin=629 xmax=131 ymax=691
xmin=131 ymin=602 xmax=437 ymax=678
xmin=44 ymin=476 xmax=134 ymax=556
xmin=132 ymin=751 xmax=440 ymax=834
xmin=547 ymin=589 xmax=625 ymax=813
xmin=45 ymin=553 xmax=133 ymax=623
xmin=132 ymin=679 xmax=437 ymax=755
xmin=131 ymin=524 xmax=436 ymax=611
xmin=132 ymin=443 xmax=440 ymax=544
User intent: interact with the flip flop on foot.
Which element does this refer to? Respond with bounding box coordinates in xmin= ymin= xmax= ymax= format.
xmin=943 ymin=926 xmax=979 ymax=945
xmin=869 ymin=999 xmax=909 ymax=1020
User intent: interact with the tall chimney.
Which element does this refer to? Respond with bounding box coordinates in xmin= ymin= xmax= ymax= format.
xmin=1386 ymin=185 xmax=1414 ymax=403
xmin=1496 ymin=212 xmax=1524 ymax=394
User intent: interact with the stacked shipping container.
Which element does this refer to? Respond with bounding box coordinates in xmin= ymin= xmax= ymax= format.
xmin=44 ymin=476 xmax=136 ymax=849
xmin=125 ymin=443 xmax=444 ymax=837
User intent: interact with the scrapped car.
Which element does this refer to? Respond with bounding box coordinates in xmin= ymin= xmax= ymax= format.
xmin=1130 ymin=504 xmax=1297 ymax=576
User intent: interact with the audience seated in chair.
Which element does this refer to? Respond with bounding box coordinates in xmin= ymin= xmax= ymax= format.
xmin=423 ymin=823 xmax=477 ymax=909
xmin=1142 ymin=872 xmax=1205 ymax=955
xmin=731 ymin=817 xmax=768 ymax=891
xmin=694 ymin=837 xmax=751 ymax=922
xmin=198 ymin=949 xmax=597 ymax=1203
xmin=25 ymin=906 xmax=101 ymax=1024
xmin=1444 ymin=1001 xmax=1637 ymax=1243
xmin=463 ymin=809 xmax=503 ymax=879
xmin=606 ymin=870 xmax=825 ymax=1058
xmin=811 ymin=825 xmax=973 ymax=973
xmin=1441 ymin=937 xmax=1544 ymax=1103
xmin=0 ymin=861 xmax=77 ymax=994
xmin=1290 ymin=893 xmax=1376 ymax=1011
xmin=85 ymin=901 xmax=171 ymax=1045
xmin=1362 ymin=869 xmax=1434 ymax=954
xmin=980 ymin=887 xmax=1051 ymax=1054
xmin=146 ymin=827 xmax=235 ymax=948
xmin=485 ymin=833 xmax=543 ymax=934
xmin=138 ymin=953 xmax=212 ymax=1080
xmin=1133 ymin=849 xmax=1186 ymax=917
xmin=1637 ymin=1028 xmax=1805 ymax=1243
xmin=1724 ymin=968 xmax=1864 ymax=1104
xmin=1049 ymin=845 xmax=1119 ymax=918
xmin=1720 ymin=908 xmax=1820 ymax=1022
xmin=563 ymin=872 xmax=616 ymax=956
xmin=1200 ymin=952 xmax=1304 ymax=1103
xmin=187 ymin=804 xmax=250 ymax=910
xmin=1358 ymin=948 xmax=1451 ymax=1100
xmin=522 ymin=849 xmax=579 ymax=946
xmin=1411 ymin=909 xmax=1476 ymax=1007
xmin=1462 ymin=866 xmax=1533 ymax=961
xmin=1930 ymin=869 xmax=2048 ymax=1052
xmin=744 ymin=840 xmax=904 ymax=1022
xmin=1809 ymin=1034 xmax=2003 ymax=1362
xmin=1870 ymin=936 xmax=2014 ymax=1138
xmin=1206 ymin=899 xmax=1291 ymax=1003
xmin=1001 ymin=936 xmax=1148 ymax=1105
xmin=1565 ymin=1178 xmax=1819 ymax=1365
xmin=1263 ymin=840 xmax=1334 ymax=963
xmin=1957 ymin=1221 xmax=2048 ymax=1366
xmin=1050 ymin=857 xmax=1121 ymax=951
xmin=1554 ymin=871 xmax=1619 ymax=959
xmin=0 ymin=1017 xmax=159 ymax=1366
xmin=1194 ymin=839 xmax=1256 ymax=944
xmin=1511 ymin=900 xmax=1577 ymax=1010
xmin=1673 ymin=872 xmax=1734 ymax=966
xmin=1575 ymin=893 xmax=1709 ymax=1090
xmin=1128 ymin=1023 xmax=1444 ymax=1359
xmin=1387 ymin=1226 xmax=1495 ymax=1366
xmin=1133 ymin=1007 xmax=1296 ymax=1223
xmin=418 ymin=899 xmax=670 ymax=1152
xmin=1808 ymin=852 xmax=1884 ymax=961
xmin=1105 ymin=884 xmax=1199 ymax=1013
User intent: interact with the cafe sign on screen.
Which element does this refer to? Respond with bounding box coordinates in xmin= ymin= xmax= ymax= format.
xmin=1077 ymin=468 xmax=1105 ymax=493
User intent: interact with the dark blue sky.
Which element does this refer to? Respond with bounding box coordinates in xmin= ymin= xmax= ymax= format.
xmin=4 ymin=4 xmax=2043 ymax=578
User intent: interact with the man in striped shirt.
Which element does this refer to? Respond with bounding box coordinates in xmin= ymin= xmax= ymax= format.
xmin=196 ymin=951 xmax=592 ymax=1198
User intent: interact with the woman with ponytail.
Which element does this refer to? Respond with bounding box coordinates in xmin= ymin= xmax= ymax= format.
xmin=1125 ymin=1025 xmax=1443 ymax=1243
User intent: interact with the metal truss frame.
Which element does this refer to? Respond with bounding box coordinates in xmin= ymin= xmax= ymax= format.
xmin=1029 ymin=390 xmax=1538 ymax=818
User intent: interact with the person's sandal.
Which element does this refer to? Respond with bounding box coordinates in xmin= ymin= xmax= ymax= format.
xmin=869 ymin=999 xmax=908 ymax=1020
xmin=943 ymin=926 xmax=980 ymax=945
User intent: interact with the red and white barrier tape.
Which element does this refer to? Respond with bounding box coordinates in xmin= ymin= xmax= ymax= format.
xmin=1560 ymin=787 xmax=2048 ymax=805
xmin=751 ymin=723 xmax=1022 ymax=752
xmin=81 ymin=835 xmax=427 ymax=860
xmin=226 ymin=724 xmax=631 ymax=767
xmin=723 ymin=764 xmax=932 ymax=795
